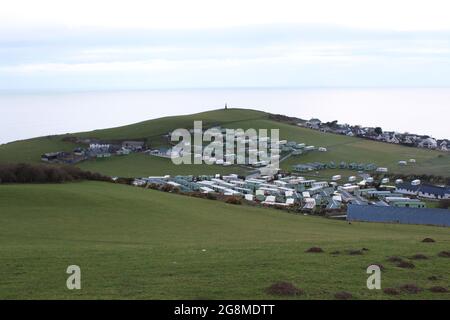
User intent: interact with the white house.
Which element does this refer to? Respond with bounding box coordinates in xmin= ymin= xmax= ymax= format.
xmin=419 ymin=138 xmax=438 ymax=149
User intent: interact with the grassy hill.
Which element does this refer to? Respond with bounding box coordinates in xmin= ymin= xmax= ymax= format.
xmin=1 ymin=181 xmax=449 ymax=299
xmin=0 ymin=108 xmax=448 ymax=178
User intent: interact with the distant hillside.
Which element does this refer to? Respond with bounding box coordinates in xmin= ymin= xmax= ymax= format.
xmin=0 ymin=108 xmax=448 ymax=178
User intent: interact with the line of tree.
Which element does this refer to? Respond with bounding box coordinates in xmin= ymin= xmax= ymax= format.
xmin=0 ymin=163 xmax=111 ymax=184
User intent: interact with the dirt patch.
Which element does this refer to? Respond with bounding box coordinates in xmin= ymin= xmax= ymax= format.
xmin=387 ymin=256 xmax=403 ymax=263
xmin=334 ymin=291 xmax=353 ymax=300
xmin=348 ymin=249 xmax=364 ymax=255
xmin=265 ymin=282 xmax=304 ymax=296
xmin=383 ymin=288 xmax=400 ymax=295
xmin=396 ymin=261 xmax=415 ymax=269
xmin=399 ymin=284 xmax=423 ymax=294
xmin=422 ymin=238 xmax=436 ymax=243
xmin=410 ymin=254 xmax=428 ymax=260
xmin=429 ymin=286 xmax=449 ymax=293
xmin=438 ymin=251 xmax=450 ymax=258
xmin=306 ymin=247 xmax=324 ymax=253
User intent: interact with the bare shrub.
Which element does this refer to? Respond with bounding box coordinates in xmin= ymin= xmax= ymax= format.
xmin=159 ymin=184 xmax=174 ymax=192
xmin=225 ymin=196 xmax=242 ymax=205
xmin=206 ymin=193 xmax=218 ymax=200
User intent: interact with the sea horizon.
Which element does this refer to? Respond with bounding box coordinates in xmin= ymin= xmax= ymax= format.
xmin=1 ymin=87 xmax=449 ymax=144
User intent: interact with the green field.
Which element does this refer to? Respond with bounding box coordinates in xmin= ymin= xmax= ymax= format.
xmin=0 ymin=108 xmax=448 ymax=178
xmin=0 ymin=181 xmax=449 ymax=299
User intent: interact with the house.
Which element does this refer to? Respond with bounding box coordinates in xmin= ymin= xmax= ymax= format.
xmin=41 ymin=152 xmax=62 ymax=162
xmin=326 ymin=199 xmax=342 ymax=210
xmin=385 ymin=197 xmax=426 ymax=208
xmin=396 ymin=183 xmax=450 ymax=200
xmin=303 ymin=198 xmax=316 ymax=210
xmin=388 ymin=135 xmax=400 ymax=144
xmin=418 ymin=138 xmax=437 ymax=149
xmin=73 ymin=148 xmax=85 ymax=156
xmin=305 ymin=118 xmax=322 ymax=129
xmin=122 ymin=141 xmax=145 ymax=151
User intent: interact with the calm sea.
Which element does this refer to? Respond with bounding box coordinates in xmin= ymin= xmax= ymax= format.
xmin=1 ymin=88 xmax=449 ymax=144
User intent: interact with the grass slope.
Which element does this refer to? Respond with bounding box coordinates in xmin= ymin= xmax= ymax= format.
xmin=0 ymin=108 xmax=448 ymax=177
xmin=0 ymin=181 xmax=449 ymax=299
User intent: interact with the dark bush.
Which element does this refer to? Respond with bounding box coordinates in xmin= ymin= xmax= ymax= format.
xmin=225 ymin=196 xmax=242 ymax=205
xmin=0 ymin=163 xmax=110 ymax=184
xmin=265 ymin=282 xmax=304 ymax=296
xmin=159 ymin=184 xmax=174 ymax=192
xmin=422 ymin=238 xmax=436 ymax=243
xmin=115 ymin=177 xmax=134 ymax=185
xmin=437 ymin=199 xmax=450 ymax=209
xmin=428 ymin=276 xmax=440 ymax=281
xmin=172 ymin=187 xmax=181 ymax=194
xmin=206 ymin=193 xmax=218 ymax=200
xmin=189 ymin=192 xmax=207 ymax=199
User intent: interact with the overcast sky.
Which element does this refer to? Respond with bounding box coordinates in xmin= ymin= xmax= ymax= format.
xmin=1 ymin=0 xmax=450 ymax=90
